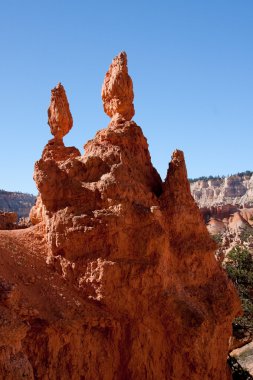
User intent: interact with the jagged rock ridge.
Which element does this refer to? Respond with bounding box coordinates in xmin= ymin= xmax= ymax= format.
xmin=0 ymin=52 xmax=240 ymax=380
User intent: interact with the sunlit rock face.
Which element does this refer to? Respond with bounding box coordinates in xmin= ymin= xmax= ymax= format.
xmin=0 ymin=190 xmax=36 ymax=218
xmin=191 ymin=175 xmax=253 ymax=261
xmin=47 ymin=82 xmax=73 ymax=140
xmin=0 ymin=53 xmax=240 ymax=380
xmin=191 ymin=174 xmax=253 ymax=208
xmin=102 ymin=51 xmax=135 ymax=123
xmin=0 ymin=211 xmax=17 ymax=229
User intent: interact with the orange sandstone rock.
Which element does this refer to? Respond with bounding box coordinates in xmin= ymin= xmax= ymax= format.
xmin=29 ymin=195 xmax=44 ymax=225
xmin=0 ymin=53 xmax=241 ymax=380
xmin=102 ymin=51 xmax=135 ymax=123
xmin=0 ymin=212 xmax=17 ymax=230
xmin=47 ymin=82 xmax=73 ymax=139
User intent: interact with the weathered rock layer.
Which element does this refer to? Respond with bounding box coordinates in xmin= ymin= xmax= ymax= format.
xmin=192 ymin=178 xmax=253 ymax=260
xmin=0 ymin=52 xmax=240 ymax=380
xmin=0 ymin=190 xmax=36 ymax=218
xmin=191 ymin=174 xmax=253 ymax=208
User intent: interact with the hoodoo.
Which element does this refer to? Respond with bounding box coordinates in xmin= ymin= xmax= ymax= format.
xmin=0 ymin=52 xmax=241 ymax=379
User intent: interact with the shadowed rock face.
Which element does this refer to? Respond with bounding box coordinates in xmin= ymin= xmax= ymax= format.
xmin=0 ymin=53 xmax=240 ymax=380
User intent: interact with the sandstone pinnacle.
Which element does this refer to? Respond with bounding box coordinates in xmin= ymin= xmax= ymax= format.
xmin=47 ymin=82 xmax=73 ymax=139
xmin=102 ymin=51 xmax=135 ymax=122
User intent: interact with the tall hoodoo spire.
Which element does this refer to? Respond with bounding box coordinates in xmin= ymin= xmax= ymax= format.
xmin=24 ymin=55 xmax=240 ymax=380
xmin=47 ymin=82 xmax=73 ymax=139
xmin=101 ymin=51 xmax=135 ymax=122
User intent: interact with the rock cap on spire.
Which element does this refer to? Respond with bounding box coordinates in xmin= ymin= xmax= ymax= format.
xmin=48 ymin=82 xmax=73 ymax=139
xmin=102 ymin=51 xmax=135 ymax=122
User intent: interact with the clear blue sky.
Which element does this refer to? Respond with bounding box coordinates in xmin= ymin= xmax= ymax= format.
xmin=0 ymin=0 xmax=252 ymax=194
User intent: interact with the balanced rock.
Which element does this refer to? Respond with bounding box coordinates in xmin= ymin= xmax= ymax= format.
xmin=47 ymin=82 xmax=73 ymax=139
xmin=102 ymin=51 xmax=135 ymax=123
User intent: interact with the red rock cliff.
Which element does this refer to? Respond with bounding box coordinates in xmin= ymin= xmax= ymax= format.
xmin=0 ymin=52 xmax=240 ymax=380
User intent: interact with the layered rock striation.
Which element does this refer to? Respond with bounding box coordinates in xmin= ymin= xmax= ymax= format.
xmin=191 ymin=175 xmax=253 ymax=259
xmin=0 ymin=190 xmax=36 ymax=218
xmin=0 ymin=52 xmax=240 ymax=380
xmin=191 ymin=175 xmax=253 ymax=208
xmin=191 ymin=176 xmax=253 ymax=259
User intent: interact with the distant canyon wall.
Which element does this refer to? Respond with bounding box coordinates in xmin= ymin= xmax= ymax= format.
xmin=0 ymin=190 xmax=36 ymax=218
xmin=190 ymin=174 xmax=253 ymax=208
